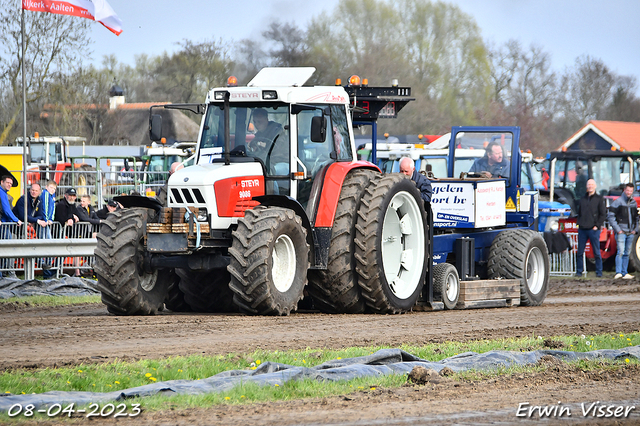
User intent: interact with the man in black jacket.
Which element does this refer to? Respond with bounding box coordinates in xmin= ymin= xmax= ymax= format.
xmin=76 ymin=195 xmax=103 ymax=233
xmin=399 ymin=157 xmax=432 ymax=205
xmin=54 ymin=188 xmax=79 ymax=227
xmin=576 ymin=179 xmax=606 ymax=277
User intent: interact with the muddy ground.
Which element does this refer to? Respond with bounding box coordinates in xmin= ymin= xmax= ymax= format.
xmin=1 ymin=275 xmax=639 ymax=425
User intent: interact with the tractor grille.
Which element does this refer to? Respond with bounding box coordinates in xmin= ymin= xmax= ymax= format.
xmin=170 ymin=188 xmax=205 ymax=205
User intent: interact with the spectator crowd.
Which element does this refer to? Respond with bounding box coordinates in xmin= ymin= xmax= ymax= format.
xmin=1 ymin=174 xmax=121 ymax=278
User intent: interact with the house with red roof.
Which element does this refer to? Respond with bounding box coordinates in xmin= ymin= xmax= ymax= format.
xmin=559 ymin=120 xmax=640 ymax=151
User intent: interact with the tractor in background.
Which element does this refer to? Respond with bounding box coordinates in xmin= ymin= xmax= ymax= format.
xmin=15 ymin=135 xmax=96 ymax=195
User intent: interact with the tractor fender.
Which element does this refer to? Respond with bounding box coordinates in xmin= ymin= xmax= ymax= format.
xmin=114 ymin=195 xmax=163 ymax=212
xmin=314 ymin=161 xmax=380 ymax=227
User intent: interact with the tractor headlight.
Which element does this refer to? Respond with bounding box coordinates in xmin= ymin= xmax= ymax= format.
xmin=262 ymin=90 xmax=278 ymax=100
xmin=196 ymin=208 xmax=208 ymax=222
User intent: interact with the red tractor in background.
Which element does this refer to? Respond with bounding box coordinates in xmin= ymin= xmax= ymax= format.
xmin=16 ymin=135 xmax=96 ymax=194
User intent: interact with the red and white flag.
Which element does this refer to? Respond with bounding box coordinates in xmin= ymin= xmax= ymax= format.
xmin=22 ymin=0 xmax=123 ymax=35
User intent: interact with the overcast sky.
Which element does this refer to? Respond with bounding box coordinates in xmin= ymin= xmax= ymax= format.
xmin=89 ymin=0 xmax=640 ymax=87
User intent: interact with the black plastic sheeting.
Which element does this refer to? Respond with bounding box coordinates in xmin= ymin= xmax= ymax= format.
xmin=0 ymin=277 xmax=99 ymax=299
xmin=1 ymin=346 xmax=639 ymax=412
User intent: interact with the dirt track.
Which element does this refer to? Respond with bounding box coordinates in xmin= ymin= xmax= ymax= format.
xmin=1 ymin=276 xmax=640 ymax=425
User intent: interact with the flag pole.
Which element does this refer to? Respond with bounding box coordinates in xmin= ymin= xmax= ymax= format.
xmin=21 ymin=6 xmax=28 ymax=238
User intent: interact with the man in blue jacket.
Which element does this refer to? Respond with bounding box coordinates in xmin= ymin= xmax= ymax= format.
xmin=39 ymin=180 xmax=57 ymax=278
xmin=0 ymin=175 xmax=21 ymax=225
xmin=399 ymin=157 xmax=432 ymax=205
xmin=12 ymin=183 xmax=46 ymax=228
xmin=1 ymin=175 xmax=21 ymax=278
xmin=608 ymin=183 xmax=639 ymax=279
xmin=469 ymin=141 xmax=510 ymax=179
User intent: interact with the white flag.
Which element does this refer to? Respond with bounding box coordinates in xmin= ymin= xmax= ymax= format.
xmin=22 ymin=0 xmax=123 ymax=35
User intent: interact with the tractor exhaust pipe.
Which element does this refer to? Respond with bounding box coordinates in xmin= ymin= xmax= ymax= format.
xmin=224 ymin=91 xmax=231 ymax=166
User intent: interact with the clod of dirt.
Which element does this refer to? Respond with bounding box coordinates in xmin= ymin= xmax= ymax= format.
xmin=543 ymin=338 xmax=565 ymax=349
xmin=536 ymin=354 xmax=570 ymax=373
xmin=408 ymin=366 xmax=441 ymax=385
xmin=439 ymin=367 xmax=455 ymax=377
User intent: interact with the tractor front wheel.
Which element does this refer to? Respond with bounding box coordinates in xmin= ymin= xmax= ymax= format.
xmin=94 ymin=208 xmax=170 ymax=315
xmin=228 ymin=206 xmax=309 ymax=315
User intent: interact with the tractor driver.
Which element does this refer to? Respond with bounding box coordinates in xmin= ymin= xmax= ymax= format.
xmin=247 ymin=108 xmax=288 ymax=174
xmin=469 ymin=141 xmax=510 ymax=179
xmin=248 ymin=108 xmax=282 ymax=153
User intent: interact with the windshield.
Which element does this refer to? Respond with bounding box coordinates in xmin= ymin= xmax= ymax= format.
xmin=200 ymin=103 xmax=289 ymax=163
xmin=28 ymin=142 xmax=62 ymax=165
xmin=592 ymin=157 xmax=633 ymax=196
xmin=419 ymin=157 xmax=447 ymax=178
xmin=455 ymin=132 xmax=513 ymax=182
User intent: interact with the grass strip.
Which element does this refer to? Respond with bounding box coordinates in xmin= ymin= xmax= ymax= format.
xmin=0 ymin=332 xmax=640 ymax=398
xmin=0 ymin=295 xmax=101 ymax=307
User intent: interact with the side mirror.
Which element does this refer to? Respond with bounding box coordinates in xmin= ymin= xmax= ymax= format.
xmin=310 ymin=116 xmax=326 ymax=142
xmin=149 ymin=114 xmax=163 ymax=141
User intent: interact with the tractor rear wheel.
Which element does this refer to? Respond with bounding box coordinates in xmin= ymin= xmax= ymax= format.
xmin=164 ymin=269 xmax=191 ymax=312
xmin=307 ymin=169 xmax=378 ymax=313
xmin=176 ymin=268 xmax=236 ymax=313
xmin=94 ymin=208 xmax=169 ymax=315
xmin=228 ymin=206 xmax=309 ymax=315
xmin=433 ymin=263 xmax=460 ymax=310
xmin=355 ymin=175 xmax=428 ymax=314
xmin=487 ymin=229 xmax=549 ymax=306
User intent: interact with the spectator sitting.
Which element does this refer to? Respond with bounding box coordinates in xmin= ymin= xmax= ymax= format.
xmin=75 ymin=195 xmax=103 ymax=233
xmin=96 ymin=199 xmax=121 ymax=220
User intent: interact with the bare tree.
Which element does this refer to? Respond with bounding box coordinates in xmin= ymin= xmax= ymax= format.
xmin=153 ymin=39 xmax=234 ymax=102
xmin=558 ymin=55 xmax=616 ymax=127
xmin=0 ymin=0 xmax=91 ymax=144
xmin=605 ymin=77 xmax=640 ymax=122
xmin=263 ymin=22 xmax=309 ymax=67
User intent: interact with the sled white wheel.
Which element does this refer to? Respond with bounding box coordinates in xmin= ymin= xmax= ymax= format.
xmin=526 ymin=246 xmax=546 ymax=295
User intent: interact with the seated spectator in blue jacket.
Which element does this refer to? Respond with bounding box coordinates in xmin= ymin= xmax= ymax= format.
xmin=399 ymin=157 xmax=432 ymax=204
xmin=12 ymin=182 xmax=47 ymax=228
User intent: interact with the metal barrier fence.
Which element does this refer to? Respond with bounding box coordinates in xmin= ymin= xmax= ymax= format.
xmin=0 ymin=222 xmax=96 ymax=279
xmin=549 ymin=232 xmax=584 ymax=277
xmin=14 ymin=168 xmax=168 ymax=208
